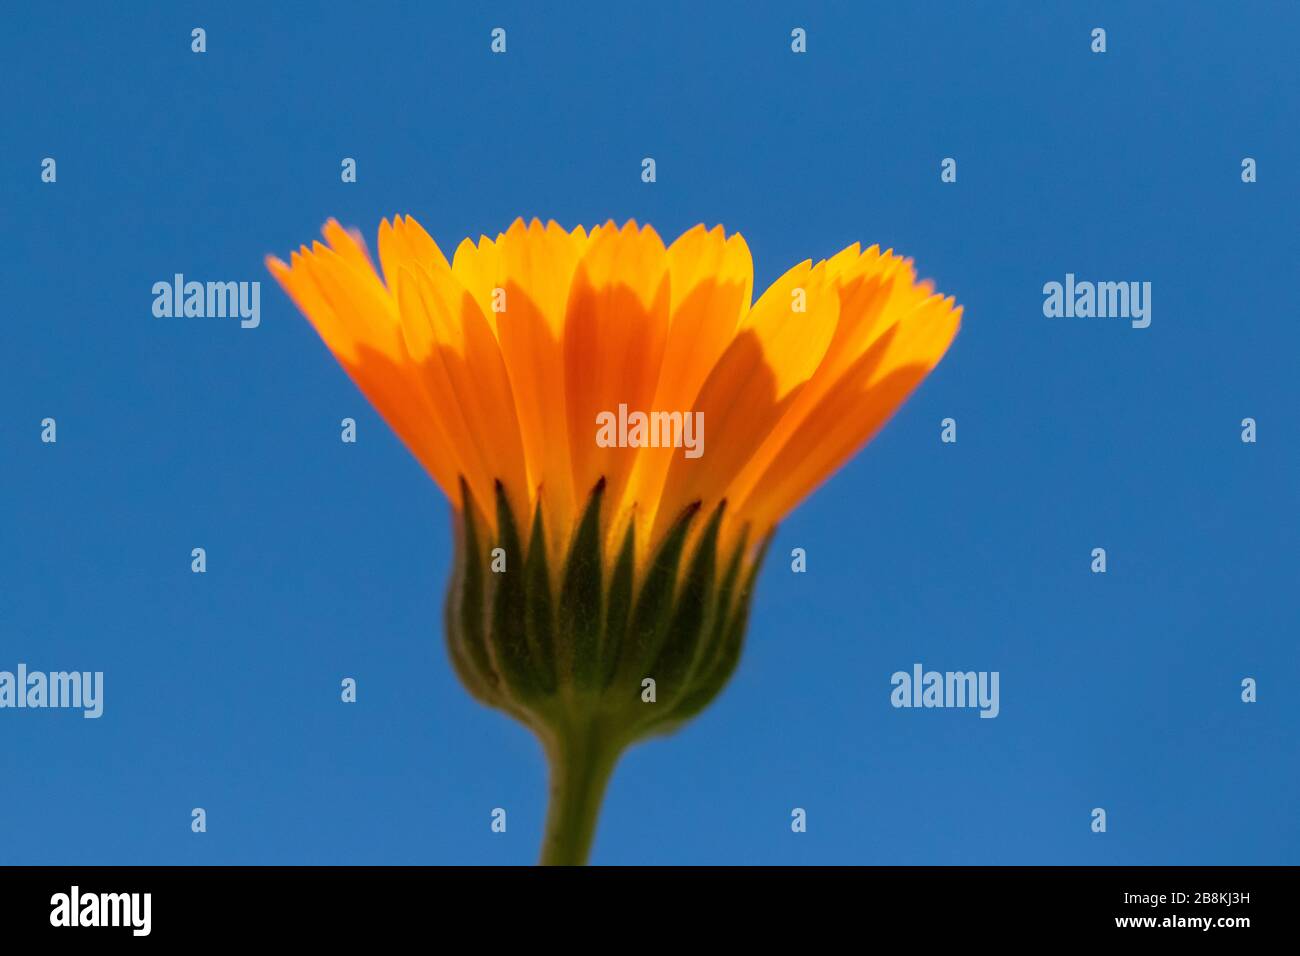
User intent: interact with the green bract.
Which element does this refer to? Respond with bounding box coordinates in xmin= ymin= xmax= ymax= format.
xmin=443 ymin=477 xmax=770 ymax=864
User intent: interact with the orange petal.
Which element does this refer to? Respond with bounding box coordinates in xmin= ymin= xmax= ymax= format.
xmin=738 ymin=292 xmax=962 ymax=532
xmin=491 ymin=219 xmax=590 ymax=563
xmin=563 ymin=221 xmax=670 ymax=555
xmin=652 ymin=257 xmax=839 ymax=548
xmin=265 ymin=245 xmax=460 ymax=496
xmin=618 ymin=224 xmax=753 ymax=548
xmin=392 ymin=259 xmax=529 ymax=521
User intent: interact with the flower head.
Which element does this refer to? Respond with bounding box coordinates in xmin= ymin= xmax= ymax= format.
xmin=268 ymin=216 xmax=960 ymax=863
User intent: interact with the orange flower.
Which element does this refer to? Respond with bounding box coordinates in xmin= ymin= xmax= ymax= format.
xmin=269 ymin=218 xmax=958 ymax=561
xmin=268 ymin=216 xmax=961 ymax=863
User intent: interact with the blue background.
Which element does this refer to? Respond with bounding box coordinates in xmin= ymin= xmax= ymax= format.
xmin=2 ymin=1 xmax=1296 ymax=865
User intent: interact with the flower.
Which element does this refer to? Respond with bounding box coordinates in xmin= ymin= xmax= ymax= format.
xmin=267 ymin=217 xmax=961 ymax=863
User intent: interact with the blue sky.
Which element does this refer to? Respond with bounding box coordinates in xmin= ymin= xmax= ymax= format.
xmin=2 ymin=1 xmax=1296 ymax=864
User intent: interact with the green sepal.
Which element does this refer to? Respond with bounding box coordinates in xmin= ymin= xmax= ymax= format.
xmin=443 ymin=511 xmax=483 ymax=702
xmin=450 ymin=477 xmax=499 ymax=703
xmin=489 ymin=479 xmax=545 ymax=704
xmin=612 ymin=500 xmax=701 ymax=694
xmin=659 ymin=528 xmax=772 ymax=727
xmin=599 ymin=521 xmax=636 ymax=691
xmin=524 ymin=501 xmax=558 ymax=695
xmin=559 ymin=479 xmax=606 ymax=690
xmin=647 ymin=500 xmax=724 ymax=707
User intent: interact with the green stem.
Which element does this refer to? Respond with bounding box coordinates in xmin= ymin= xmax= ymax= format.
xmin=538 ymin=722 xmax=621 ymax=865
